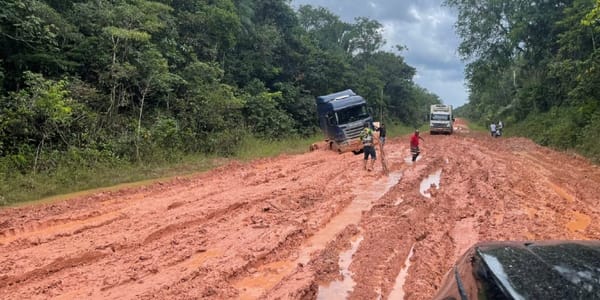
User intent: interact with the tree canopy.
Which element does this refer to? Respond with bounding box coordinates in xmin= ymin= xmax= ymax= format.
xmin=0 ymin=0 xmax=441 ymax=175
xmin=447 ymin=0 xmax=600 ymax=161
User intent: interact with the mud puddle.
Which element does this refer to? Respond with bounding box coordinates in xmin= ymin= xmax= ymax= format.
xmin=235 ymin=261 xmax=296 ymax=300
xmin=566 ymin=211 xmax=591 ymax=233
xmin=317 ymin=235 xmax=364 ymax=299
xmin=549 ymin=182 xmax=576 ymax=203
xmin=420 ymin=169 xmax=442 ymax=198
xmin=299 ymin=171 xmax=402 ymax=263
xmin=388 ymin=244 xmax=415 ymax=299
xmin=235 ymin=171 xmax=402 ymax=298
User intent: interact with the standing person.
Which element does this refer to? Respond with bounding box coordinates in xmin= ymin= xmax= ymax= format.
xmin=490 ymin=123 xmax=497 ymax=137
xmin=497 ymin=121 xmax=503 ymax=137
xmin=410 ymin=129 xmax=424 ymax=162
xmin=376 ymin=123 xmax=387 ymax=148
xmin=360 ymin=122 xmax=376 ymax=171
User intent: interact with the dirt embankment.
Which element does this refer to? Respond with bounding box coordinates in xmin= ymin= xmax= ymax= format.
xmin=1 ymin=119 xmax=599 ymax=299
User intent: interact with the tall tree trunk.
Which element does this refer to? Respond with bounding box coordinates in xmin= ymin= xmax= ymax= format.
xmin=136 ymin=86 xmax=149 ymax=162
xmin=109 ymin=35 xmax=119 ymax=118
xmin=33 ymin=134 xmax=46 ymax=174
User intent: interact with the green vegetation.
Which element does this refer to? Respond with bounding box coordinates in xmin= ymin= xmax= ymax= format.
xmin=1 ymin=133 xmax=326 ymax=206
xmin=235 ymin=134 xmax=321 ymax=160
xmin=447 ymin=0 xmax=600 ymax=162
xmin=0 ymin=0 xmax=444 ymax=205
xmin=386 ymin=122 xmax=421 ymax=137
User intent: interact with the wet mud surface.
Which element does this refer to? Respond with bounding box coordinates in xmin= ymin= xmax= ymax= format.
xmin=1 ymin=119 xmax=600 ymax=299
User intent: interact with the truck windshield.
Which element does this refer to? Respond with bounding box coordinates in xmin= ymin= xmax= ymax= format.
xmin=431 ymin=114 xmax=450 ymax=121
xmin=336 ymin=105 xmax=369 ymax=124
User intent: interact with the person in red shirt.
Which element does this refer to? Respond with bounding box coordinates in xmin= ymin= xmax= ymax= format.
xmin=410 ymin=129 xmax=425 ymax=162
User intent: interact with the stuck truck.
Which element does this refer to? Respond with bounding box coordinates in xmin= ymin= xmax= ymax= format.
xmin=429 ymin=104 xmax=454 ymax=134
xmin=316 ymin=89 xmax=374 ymax=153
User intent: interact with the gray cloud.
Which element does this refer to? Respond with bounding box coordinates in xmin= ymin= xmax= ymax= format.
xmin=291 ymin=0 xmax=467 ymax=107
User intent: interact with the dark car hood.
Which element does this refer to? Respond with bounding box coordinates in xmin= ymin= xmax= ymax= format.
xmin=476 ymin=241 xmax=600 ymax=299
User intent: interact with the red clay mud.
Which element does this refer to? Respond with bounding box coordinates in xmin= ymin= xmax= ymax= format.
xmin=1 ymin=118 xmax=599 ymax=299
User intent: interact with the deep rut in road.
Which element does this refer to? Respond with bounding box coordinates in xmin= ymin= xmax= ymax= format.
xmin=1 ymin=120 xmax=600 ymax=299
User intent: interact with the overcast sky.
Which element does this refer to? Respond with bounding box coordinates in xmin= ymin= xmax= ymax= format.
xmin=290 ymin=0 xmax=468 ymax=108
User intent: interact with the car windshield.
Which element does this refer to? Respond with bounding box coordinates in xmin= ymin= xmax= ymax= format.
xmin=431 ymin=114 xmax=450 ymax=121
xmin=336 ymin=105 xmax=369 ymax=124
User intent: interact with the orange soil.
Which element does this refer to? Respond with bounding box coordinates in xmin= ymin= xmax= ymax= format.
xmin=1 ymin=118 xmax=599 ymax=299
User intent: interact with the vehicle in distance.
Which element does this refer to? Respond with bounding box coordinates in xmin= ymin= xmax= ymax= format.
xmin=430 ymin=104 xmax=454 ymax=134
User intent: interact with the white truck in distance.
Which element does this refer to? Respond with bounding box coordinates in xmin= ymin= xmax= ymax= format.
xmin=429 ymin=104 xmax=454 ymax=134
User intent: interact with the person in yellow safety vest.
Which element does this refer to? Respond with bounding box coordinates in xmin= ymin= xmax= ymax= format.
xmin=360 ymin=122 xmax=376 ymax=171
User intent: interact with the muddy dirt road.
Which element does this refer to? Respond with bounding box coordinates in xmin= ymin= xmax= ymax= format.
xmin=1 ymin=120 xmax=600 ymax=299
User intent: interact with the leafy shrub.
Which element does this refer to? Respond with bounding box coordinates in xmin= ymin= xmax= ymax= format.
xmin=577 ymin=111 xmax=600 ymax=163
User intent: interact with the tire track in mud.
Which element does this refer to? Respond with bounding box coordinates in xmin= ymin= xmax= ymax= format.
xmin=0 ymin=150 xmax=366 ymax=295
xmin=150 ymin=160 xmax=375 ymax=299
xmin=405 ymin=135 xmax=599 ymax=299
xmin=0 ymin=202 xmax=239 ymax=295
xmin=348 ymin=153 xmax=464 ymax=299
xmin=0 ymin=212 xmax=127 ymax=249
xmin=1 ymin=126 xmax=600 ymax=299
xmin=230 ymin=170 xmax=403 ymax=300
xmin=0 ymin=183 xmax=249 ymax=283
xmin=0 ymin=251 xmax=109 ymax=289
xmin=141 ymin=201 xmax=249 ymax=245
xmin=311 ymin=133 xmax=600 ymax=300
xmin=124 ymin=155 xmax=358 ymax=298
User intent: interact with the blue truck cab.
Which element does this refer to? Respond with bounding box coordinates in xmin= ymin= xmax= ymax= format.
xmin=316 ymin=89 xmax=373 ymax=153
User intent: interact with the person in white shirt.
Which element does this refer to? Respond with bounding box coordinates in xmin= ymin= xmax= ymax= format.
xmin=490 ymin=123 xmax=497 ymax=137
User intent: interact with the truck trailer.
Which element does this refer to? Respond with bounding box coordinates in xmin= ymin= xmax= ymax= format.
xmin=316 ymin=89 xmax=374 ymax=153
xmin=429 ymin=104 xmax=454 ymax=134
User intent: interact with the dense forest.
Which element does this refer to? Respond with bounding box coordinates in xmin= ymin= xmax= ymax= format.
xmin=0 ymin=0 xmax=441 ymax=181
xmin=448 ymin=0 xmax=600 ymax=162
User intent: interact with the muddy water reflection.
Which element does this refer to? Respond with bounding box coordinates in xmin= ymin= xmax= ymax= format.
xmin=299 ymin=171 xmax=402 ymax=264
xmin=235 ymin=171 xmax=402 ymax=299
xmin=419 ymin=169 xmax=442 ymax=198
xmin=388 ymin=244 xmax=415 ymax=299
xmin=317 ymin=235 xmax=364 ymax=299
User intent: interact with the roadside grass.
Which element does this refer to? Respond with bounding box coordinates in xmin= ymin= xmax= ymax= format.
xmin=235 ymin=134 xmax=321 ymax=160
xmin=385 ymin=122 xmax=420 ymax=137
xmin=1 ymin=135 xmax=322 ymax=207
xmin=464 ymin=120 xmax=488 ymax=132
xmin=0 ymin=154 xmax=221 ymax=207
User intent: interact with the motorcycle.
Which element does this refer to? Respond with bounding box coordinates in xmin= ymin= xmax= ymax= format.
xmin=495 ymin=127 xmax=502 ymax=137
